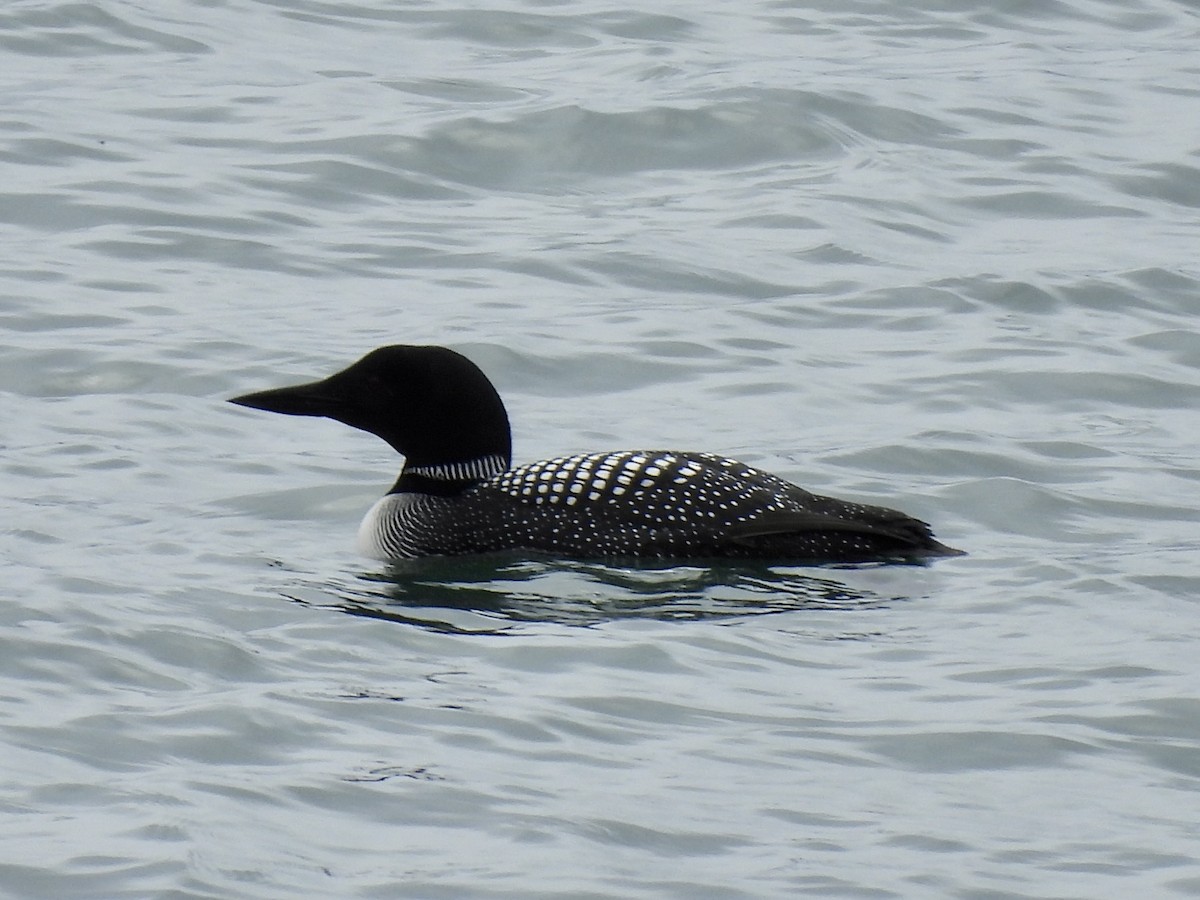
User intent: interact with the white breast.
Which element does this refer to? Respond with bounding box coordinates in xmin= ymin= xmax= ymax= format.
xmin=356 ymin=493 xmax=422 ymax=560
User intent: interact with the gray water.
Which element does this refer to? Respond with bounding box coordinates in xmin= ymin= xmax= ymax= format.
xmin=3 ymin=1 xmax=1200 ymax=897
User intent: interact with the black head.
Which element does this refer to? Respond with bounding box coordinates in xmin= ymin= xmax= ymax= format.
xmin=229 ymin=345 xmax=512 ymax=467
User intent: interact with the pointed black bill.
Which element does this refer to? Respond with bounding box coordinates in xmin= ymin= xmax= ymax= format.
xmin=229 ymin=378 xmax=346 ymax=418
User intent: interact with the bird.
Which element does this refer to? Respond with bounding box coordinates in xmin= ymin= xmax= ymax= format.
xmin=229 ymin=345 xmax=961 ymax=564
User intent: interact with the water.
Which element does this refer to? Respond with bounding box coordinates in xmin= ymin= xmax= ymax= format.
xmin=3 ymin=0 xmax=1199 ymax=896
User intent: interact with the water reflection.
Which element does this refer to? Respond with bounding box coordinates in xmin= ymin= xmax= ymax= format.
xmin=287 ymin=554 xmax=916 ymax=633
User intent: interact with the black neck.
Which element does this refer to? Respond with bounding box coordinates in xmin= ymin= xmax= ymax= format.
xmin=389 ymin=471 xmax=477 ymax=497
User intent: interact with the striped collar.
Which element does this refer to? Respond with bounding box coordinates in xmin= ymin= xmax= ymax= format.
xmin=403 ymin=453 xmax=509 ymax=483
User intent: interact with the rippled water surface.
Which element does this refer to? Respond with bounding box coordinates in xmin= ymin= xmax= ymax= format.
xmin=3 ymin=1 xmax=1200 ymax=897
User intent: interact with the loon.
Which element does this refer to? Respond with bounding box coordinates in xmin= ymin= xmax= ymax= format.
xmin=229 ymin=345 xmax=961 ymax=563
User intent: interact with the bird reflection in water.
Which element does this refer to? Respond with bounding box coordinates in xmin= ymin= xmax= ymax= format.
xmin=285 ymin=554 xmax=920 ymax=634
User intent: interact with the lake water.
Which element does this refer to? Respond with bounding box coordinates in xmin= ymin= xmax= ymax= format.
xmin=3 ymin=1 xmax=1199 ymax=897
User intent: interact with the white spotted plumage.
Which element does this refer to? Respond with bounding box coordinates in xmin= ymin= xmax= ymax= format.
xmin=358 ymin=449 xmax=939 ymax=561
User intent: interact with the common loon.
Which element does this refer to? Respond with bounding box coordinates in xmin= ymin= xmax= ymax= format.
xmin=230 ymin=345 xmax=961 ymax=563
